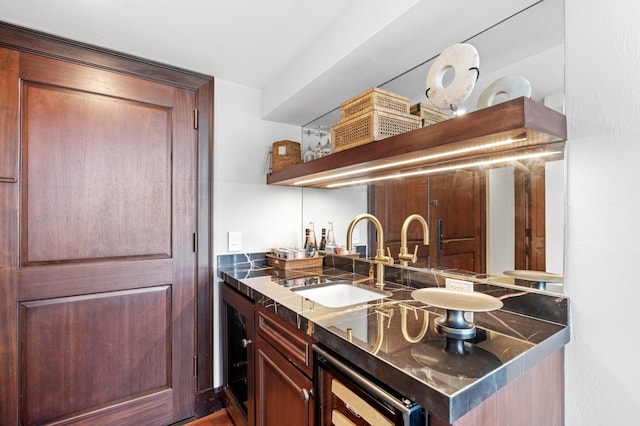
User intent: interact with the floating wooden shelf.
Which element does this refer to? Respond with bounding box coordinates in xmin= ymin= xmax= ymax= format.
xmin=266 ymin=97 xmax=566 ymax=188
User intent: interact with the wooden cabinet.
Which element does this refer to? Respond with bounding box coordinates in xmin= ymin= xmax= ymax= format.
xmin=429 ymin=349 xmax=564 ymax=426
xmin=255 ymin=304 xmax=316 ymax=426
xmin=220 ymin=287 xmax=317 ymax=426
xmin=220 ymin=284 xmax=256 ymax=426
xmin=255 ymin=336 xmax=315 ymax=426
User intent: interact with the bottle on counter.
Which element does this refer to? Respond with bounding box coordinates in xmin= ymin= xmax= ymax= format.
xmin=303 ymin=228 xmax=310 ymax=251
xmin=325 ymin=221 xmax=336 ymax=253
xmin=306 ymin=222 xmax=318 ymax=257
xmin=319 ymin=228 xmax=327 ymax=251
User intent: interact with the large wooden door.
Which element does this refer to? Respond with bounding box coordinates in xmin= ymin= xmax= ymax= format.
xmin=371 ymin=177 xmax=429 ymax=261
xmin=430 ymin=171 xmax=486 ymax=273
xmin=514 ymin=161 xmax=546 ymax=271
xmin=371 ymin=170 xmax=485 ymax=273
xmin=1 ymin=48 xmax=198 ymax=425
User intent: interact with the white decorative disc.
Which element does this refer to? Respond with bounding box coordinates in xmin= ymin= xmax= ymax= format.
xmin=503 ymin=270 xmax=563 ymax=283
xmin=477 ymin=76 xmax=532 ymax=109
xmin=411 ymin=288 xmax=503 ymax=312
xmin=425 ymin=43 xmax=480 ymax=111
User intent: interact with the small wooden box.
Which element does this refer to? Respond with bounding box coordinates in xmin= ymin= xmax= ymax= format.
xmin=340 ymin=87 xmax=410 ymax=119
xmin=271 ymin=140 xmax=302 ymax=172
xmin=410 ymin=102 xmax=450 ymax=127
xmin=331 ymin=109 xmax=421 ymax=152
xmin=266 ymin=254 xmax=324 ymax=270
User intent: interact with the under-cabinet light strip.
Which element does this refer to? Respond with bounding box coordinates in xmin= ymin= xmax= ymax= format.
xmin=293 ymin=137 xmax=525 ymax=186
xmin=325 ymin=150 xmax=561 ymax=188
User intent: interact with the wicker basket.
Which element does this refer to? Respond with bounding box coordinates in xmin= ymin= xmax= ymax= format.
xmin=410 ymin=103 xmax=450 ymax=127
xmin=340 ymin=87 xmax=410 ymax=119
xmin=266 ymin=254 xmax=324 ymax=270
xmin=331 ymin=109 xmax=421 ymax=152
xmin=271 ymin=140 xmax=302 ymax=172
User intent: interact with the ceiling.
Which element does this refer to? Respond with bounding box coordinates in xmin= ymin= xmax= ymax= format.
xmin=0 ymin=0 xmax=563 ymax=126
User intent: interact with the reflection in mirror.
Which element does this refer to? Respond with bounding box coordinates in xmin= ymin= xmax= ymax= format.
xmin=301 ymin=186 xmax=368 ymax=253
xmin=301 ymin=0 xmax=564 ymax=293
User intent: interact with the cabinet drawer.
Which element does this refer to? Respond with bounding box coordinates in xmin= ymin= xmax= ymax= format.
xmin=256 ymin=304 xmax=316 ymax=377
xmin=331 ymin=378 xmax=394 ymax=426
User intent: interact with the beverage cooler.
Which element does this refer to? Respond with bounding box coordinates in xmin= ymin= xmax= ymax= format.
xmin=313 ymin=344 xmax=426 ymax=426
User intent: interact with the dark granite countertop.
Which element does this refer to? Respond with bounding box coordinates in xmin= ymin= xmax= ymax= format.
xmin=217 ymin=253 xmax=570 ymax=423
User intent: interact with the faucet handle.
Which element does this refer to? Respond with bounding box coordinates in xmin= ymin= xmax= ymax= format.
xmin=397 ymin=245 xmax=418 ymax=264
xmin=410 ymin=245 xmax=419 ymax=263
xmin=376 ymin=247 xmax=394 ymax=265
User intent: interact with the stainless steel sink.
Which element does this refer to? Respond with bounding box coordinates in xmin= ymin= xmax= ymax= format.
xmin=290 ymin=281 xmax=390 ymax=308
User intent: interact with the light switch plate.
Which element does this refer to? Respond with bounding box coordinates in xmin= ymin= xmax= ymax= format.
xmin=445 ymin=278 xmax=474 ymax=322
xmin=228 ymin=231 xmax=242 ymax=252
xmin=445 ymin=278 xmax=474 ymax=292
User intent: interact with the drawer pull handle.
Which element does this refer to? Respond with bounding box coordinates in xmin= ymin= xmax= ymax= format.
xmin=0 ymin=177 xmax=17 ymax=183
xmin=302 ymin=388 xmax=314 ymax=426
xmin=345 ymin=402 xmax=361 ymax=418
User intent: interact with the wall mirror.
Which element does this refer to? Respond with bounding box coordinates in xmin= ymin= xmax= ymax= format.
xmin=300 ymin=0 xmax=565 ymax=294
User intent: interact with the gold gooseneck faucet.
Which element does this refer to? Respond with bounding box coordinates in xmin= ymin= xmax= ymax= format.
xmin=398 ymin=214 xmax=429 ymax=267
xmin=346 ymin=214 xmax=393 ymax=288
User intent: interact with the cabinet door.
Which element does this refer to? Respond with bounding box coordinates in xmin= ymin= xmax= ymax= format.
xmin=255 ymin=336 xmax=315 ymax=426
xmin=1 ymin=50 xmax=198 ymax=425
xmin=256 ymin=304 xmax=316 ymax=377
xmin=221 ymin=283 xmax=255 ymax=426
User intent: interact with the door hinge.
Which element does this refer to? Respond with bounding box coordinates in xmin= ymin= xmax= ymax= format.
xmin=193 ymin=232 xmax=198 ymax=253
xmin=193 ymin=355 xmax=198 ymax=377
xmin=194 ymin=109 xmax=199 ymax=129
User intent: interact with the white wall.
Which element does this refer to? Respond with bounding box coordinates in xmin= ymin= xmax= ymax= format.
xmin=213 ymin=79 xmax=302 ymax=254
xmin=302 ymin=186 xmax=368 ymax=249
xmin=565 ymin=1 xmax=640 ymax=424
xmin=212 ymin=79 xmax=302 ymax=386
xmin=545 ymin=159 xmax=564 ymax=274
xmin=212 ymin=79 xmax=368 ymax=386
xmin=488 ymin=166 xmax=515 ymax=275
xmin=487 ymin=160 xmax=564 ymax=276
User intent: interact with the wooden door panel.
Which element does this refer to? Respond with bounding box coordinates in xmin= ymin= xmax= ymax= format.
xmin=0 ymin=47 xmax=20 ymax=425
xmin=46 ymin=391 xmax=174 ymax=426
xmin=372 ymin=177 xmax=429 ymax=260
xmin=19 ymin=287 xmax=171 ymax=425
xmin=441 ymin=250 xmax=477 ymax=271
xmin=431 ymin=172 xmax=479 ymax=240
xmin=17 ymin=259 xmax=172 ymax=301
xmin=9 ymin=52 xmax=197 ymax=425
xmin=19 ymin=53 xmax=175 ymax=107
xmin=21 ymin=82 xmax=172 ymax=264
xmin=530 ymin=163 xmax=546 ymax=271
xmin=514 ymin=161 xmax=546 ymax=270
xmin=372 ymin=171 xmax=485 ymax=272
xmin=431 ymin=171 xmax=486 ymax=273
